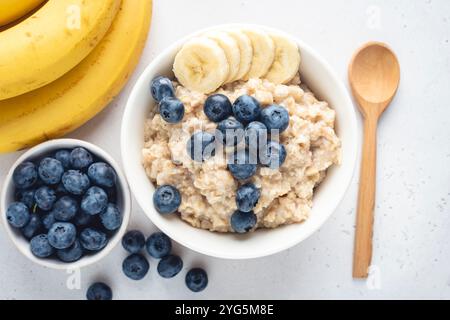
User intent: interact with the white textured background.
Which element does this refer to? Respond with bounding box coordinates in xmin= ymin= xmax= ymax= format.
xmin=0 ymin=0 xmax=449 ymax=300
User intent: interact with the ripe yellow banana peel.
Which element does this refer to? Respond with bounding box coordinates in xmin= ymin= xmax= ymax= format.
xmin=0 ymin=0 xmax=153 ymax=153
xmin=0 ymin=0 xmax=45 ymax=26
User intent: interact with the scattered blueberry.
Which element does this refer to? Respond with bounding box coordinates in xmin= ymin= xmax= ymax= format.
xmin=185 ymin=268 xmax=208 ymax=292
xmin=21 ymin=214 xmax=42 ymax=239
xmin=81 ymin=186 xmax=108 ymax=215
xmin=62 ymin=170 xmax=90 ymax=195
xmin=30 ymin=234 xmax=54 ymax=258
xmin=244 ymin=121 xmax=267 ymax=148
xmin=13 ymin=161 xmax=37 ymax=189
xmin=86 ymin=282 xmax=113 ymax=300
xmin=57 ymin=239 xmax=84 ymax=262
xmin=187 ymin=131 xmax=215 ymax=162
xmin=122 ymin=253 xmax=149 ymax=280
xmin=54 ymin=149 xmax=71 ymax=169
xmin=42 ymin=213 xmax=56 ymax=230
xmin=15 ymin=189 xmax=35 ymax=208
xmin=51 ymin=196 xmax=78 ymax=221
xmin=122 ymin=230 xmax=145 ymax=254
xmin=157 ymin=254 xmax=183 ymax=278
xmin=227 ymin=149 xmax=257 ymax=180
xmin=99 ymin=203 xmax=122 ymax=231
xmin=38 ymin=157 xmax=64 ymax=185
xmin=216 ymin=117 xmax=244 ymax=146
xmin=153 ymin=185 xmax=181 ymax=214
xmin=87 ymin=162 xmax=117 ymax=188
xmin=151 ymin=76 xmax=175 ymax=102
xmin=70 ymin=147 xmax=93 ymax=170
xmin=34 ymin=186 xmax=57 ymax=211
xmin=260 ymin=140 xmax=287 ymax=169
xmin=73 ymin=211 xmax=92 ymax=227
xmin=79 ymin=228 xmax=108 ymax=251
xmin=230 ymin=210 xmax=257 ymax=233
xmin=146 ymin=232 xmax=172 ymax=258
xmin=232 ymin=95 xmax=261 ymax=124
xmin=47 ymin=222 xmax=76 ymax=249
xmin=236 ymin=183 xmax=260 ymax=213
xmin=159 ymin=97 xmax=185 ymax=123
xmin=260 ymin=105 xmax=290 ymax=133
xmin=6 ymin=202 xmax=30 ymax=228
xmin=204 ymin=94 xmax=233 ymax=122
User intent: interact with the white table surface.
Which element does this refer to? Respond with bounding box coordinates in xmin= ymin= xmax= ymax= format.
xmin=0 ymin=0 xmax=449 ymax=300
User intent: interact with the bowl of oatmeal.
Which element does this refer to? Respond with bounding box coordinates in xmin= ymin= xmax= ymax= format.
xmin=121 ymin=24 xmax=358 ymax=259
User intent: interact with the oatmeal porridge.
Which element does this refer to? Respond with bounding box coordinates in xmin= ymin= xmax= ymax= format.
xmin=142 ymin=75 xmax=341 ymax=232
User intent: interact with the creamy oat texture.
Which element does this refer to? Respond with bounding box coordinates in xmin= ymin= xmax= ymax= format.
xmin=142 ymin=76 xmax=341 ymax=232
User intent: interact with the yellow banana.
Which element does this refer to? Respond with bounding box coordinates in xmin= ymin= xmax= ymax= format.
xmin=0 ymin=0 xmax=45 ymax=27
xmin=0 ymin=0 xmax=153 ymax=153
xmin=0 ymin=0 xmax=121 ymax=100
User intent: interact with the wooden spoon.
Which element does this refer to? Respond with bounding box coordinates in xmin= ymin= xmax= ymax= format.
xmin=348 ymin=42 xmax=400 ymax=278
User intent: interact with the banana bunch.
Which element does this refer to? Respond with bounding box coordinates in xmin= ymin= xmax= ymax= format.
xmin=173 ymin=27 xmax=301 ymax=93
xmin=0 ymin=0 xmax=153 ymax=153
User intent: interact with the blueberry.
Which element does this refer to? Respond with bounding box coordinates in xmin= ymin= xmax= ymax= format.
xmin=6 ymin=202 xmax=30 ymax=228
xmin=38 ymin=157 xmax=64 ymax=185
xmin=86 ymin=282 xmax=113 ymax=300
xmin=122 ymin=230 xmax=145 ymax=254
xmin=236 ymin=183 xmax=260 ymax=213
xmin=260 ymin=140 xmax=287 ymax=169
xmin=87 ymin=162 xmax=117 ymax=188
xmin=81 ymin=186 xmax=108 ymax=215
xmin=232 ymin=95 xmax=261 ymax=124
xmin=153 ymin=185 xmax=181 ymax=214
xmin=187 ymin=131 xmax=215 ymax=162
xmin=158 ymin=97 xmax=185 ymax=123
xmin=73 ymin=211 xmax=93 ymax=227
xmin=13 ymin=161 xmax=38 ymax=189
xmin=70 ymin=147 xmax=93 ymax=170
xmin=217 ymin=117 xmax=244 ymax=146
xmin=122 ymin=253 xmax=149 ymax=280
xmin=34 ymin=186 xmax=57 ymax=211
xmin=14 ymin=189 xmax=35 ymax=208
xmin=157 ymin=254 xmax=183 ymax=278
xmin=99 ymin=203 xmax=122 ymax=231
xmin=42 ymin=213 xmax=56 ymax=230
xmin=185 ymin=268 xmax=208 ymax=292
xmin=260 ymin=105 xmax=290 ymax=133
xmin=79 ymin=228 xmax=108 ymax=251
xmin=145 ymin=232 xmax=172 ymax=258
xmin=6 ymin=203 xmax=31 ymax=229
xmin=62 ymin=170 xmax=90 ymax=195
xmin=47 ymin=222 xmax=76 ymax=249
xmin=57 ymin=239 xmax=84 ymax=262
xmin=21 ymin=214 xmax=42 ymax=239
xmin=204 ymin=94 xmax=233 ymax=122
xmin=30 ymin=234 xmax=54 ymax=258
xmin=54 ymin=149 xmax=71 ymax=169
xmin=150 ymin=76 xmax=175 ymax=102
xmin=244 ymin=121 xmax=267 ymax=148
xmin=230 ymin=210 xmax=257 ymax=233
xmin=227 ymin=149 xmax=257 ymax=180
xmin=51 ymin=196 xmax=78 ymax=221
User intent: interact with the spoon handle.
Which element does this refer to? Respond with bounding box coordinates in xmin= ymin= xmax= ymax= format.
xmin=353 ymin=115 xmax=378 ymax=278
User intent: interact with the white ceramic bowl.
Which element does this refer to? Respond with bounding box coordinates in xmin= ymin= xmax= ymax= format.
xmin=121 ymin=24 xmax=358 ymax=259
xmin=0 ymin=139 xmax=131 ymax=269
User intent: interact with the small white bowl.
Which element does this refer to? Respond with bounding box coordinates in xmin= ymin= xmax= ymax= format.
xmin=0 ymin=139 xmax=131 ymax=269
xmin=121 ymin=24 xmax=358 ymax=259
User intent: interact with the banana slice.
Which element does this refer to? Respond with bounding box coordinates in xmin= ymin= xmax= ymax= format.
xmin=241 ymin=28 xmax=275 ymax=80
xmin=205 ymin=31 xmax=241 ymax=83
xmin=264 ymin=33 xmax=301 ymax=84
xmin=173 ymin=37 xmax=229 ymax=93
xmin=227 ymin=30 xmax=253 ymax=81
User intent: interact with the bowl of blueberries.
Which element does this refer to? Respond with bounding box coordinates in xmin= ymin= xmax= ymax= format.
xmin=0 ymin=139 xmax=131 ymax=269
